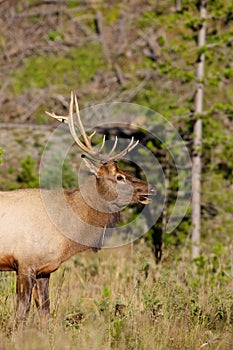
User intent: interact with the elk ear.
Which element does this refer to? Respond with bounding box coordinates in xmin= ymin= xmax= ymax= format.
xmin=81 ymin=155 xmax=100 ymax=176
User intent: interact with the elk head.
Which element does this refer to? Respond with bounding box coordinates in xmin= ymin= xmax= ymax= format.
xmin=46 ymin=92 xmax=156 ymax=212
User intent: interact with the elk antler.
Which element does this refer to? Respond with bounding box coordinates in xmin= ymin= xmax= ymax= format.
xmin=46 ymin=92 xmax=139 ymax=162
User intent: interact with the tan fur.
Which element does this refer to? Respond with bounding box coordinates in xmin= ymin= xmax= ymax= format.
xmin=0 ymin=161 xmax=155 ymax=324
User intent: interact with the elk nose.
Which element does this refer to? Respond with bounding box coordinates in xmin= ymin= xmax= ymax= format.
xmin=149 ymin=186 xmax=157 ymax=195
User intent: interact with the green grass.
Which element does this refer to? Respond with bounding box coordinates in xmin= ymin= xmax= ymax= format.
xmin=0 ymin=244 xmax=232 ymax=349
xmin=10 ymin=43 xmax=104 ymax=94
xmin=0 ymin=1 xmax=232 ymax=348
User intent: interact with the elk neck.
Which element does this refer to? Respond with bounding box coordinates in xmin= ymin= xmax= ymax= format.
xmin=65 ymin=175 xmax=120 ymax=229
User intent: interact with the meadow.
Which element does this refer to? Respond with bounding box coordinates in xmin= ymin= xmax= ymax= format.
xmin=0 ymin=242 xmax=232 ymax=350
xmin=0 ymin=1 xmax=232 ymax=349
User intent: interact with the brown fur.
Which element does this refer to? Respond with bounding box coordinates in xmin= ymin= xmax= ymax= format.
xmin=0 ymin=254 xmax=18 ymax=271
xmin=0 ymin=161 xmax=156 ymax=325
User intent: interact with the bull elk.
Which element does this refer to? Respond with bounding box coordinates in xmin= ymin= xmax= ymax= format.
xmin=0 ymin=92 xmax=156 ymax=324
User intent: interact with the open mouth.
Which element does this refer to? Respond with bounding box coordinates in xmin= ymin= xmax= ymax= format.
xmin=138 ymin=195 xmax=153 ymax=205
xmin=137 ymin=186 xmax=156 ymax=205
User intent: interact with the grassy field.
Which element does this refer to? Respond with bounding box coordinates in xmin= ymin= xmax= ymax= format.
xmin=0 ymin=2 xmax=232 ymax=348
xmin=0 ymin=243 xmax=232 ymax=350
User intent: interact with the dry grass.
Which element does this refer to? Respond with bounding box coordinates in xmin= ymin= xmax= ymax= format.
xmin=0 ymin=243 xmax=232 ymax=350
xmin=1 ymin=121 xmax=231 ymax=349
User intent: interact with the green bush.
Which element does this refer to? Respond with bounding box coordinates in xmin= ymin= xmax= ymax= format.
xmin=17 ymin=155 xmax=39 ymax=188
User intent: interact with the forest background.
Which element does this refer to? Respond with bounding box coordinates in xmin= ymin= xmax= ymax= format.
xmin=0 ymin=1 xmax=232 ymax=349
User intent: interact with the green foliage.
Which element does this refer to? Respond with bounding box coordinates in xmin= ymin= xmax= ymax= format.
xmin=102 ymin=5 xmax=120 ymax=24
xmin=1 ymin=0 xmax=231 ymax=256
xmin=136 ymin=10 xmax=157 ymax=28
xmin=0 ymin=2 xmax=232 ymax=348
xmin=11 ymin=43 xmax=104 ymax=94
xmin=40 ymin=153 xmax=77 ymax=189
xmin=67 ymin=0 xmax=81 ymax=8
xmin=17 ymin=154 xmax=39 ymax=188
xmin=48 ymin=31 xmax=65 ymax=41
xmin=0 ymin=148 xmax=2 ymax=163
xmin=62 ymin=158 xmax=78 ymax=189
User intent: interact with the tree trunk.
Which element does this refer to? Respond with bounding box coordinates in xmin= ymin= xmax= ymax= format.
xmin=191 ymin=0 xmax=207 ymax=259
xmin=175 ymin=0 xmax=182 ymax=12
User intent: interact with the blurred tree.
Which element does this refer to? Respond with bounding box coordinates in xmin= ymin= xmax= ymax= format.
xmin=192 ymin=0 xmax=207 ymax=259
xmin=175 ymin=0 xmax=182 ymax=13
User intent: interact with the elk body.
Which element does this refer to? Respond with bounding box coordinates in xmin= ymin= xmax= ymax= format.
xmin=0 ymin=93 xmax=156 ymax=324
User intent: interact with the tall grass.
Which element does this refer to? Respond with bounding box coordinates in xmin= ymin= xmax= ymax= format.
xmin=0 ymin=243 xmax=232 ymax=349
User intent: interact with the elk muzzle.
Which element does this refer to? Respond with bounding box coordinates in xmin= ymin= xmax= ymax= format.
xmin=137 ymin=184 xmax=157 ymax=205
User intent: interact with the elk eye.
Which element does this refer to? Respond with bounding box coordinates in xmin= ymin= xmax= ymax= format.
xmin=116 ymin=174 xmax=125 ymax=182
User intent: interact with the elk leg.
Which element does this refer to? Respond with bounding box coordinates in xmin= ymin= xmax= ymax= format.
xmin=33 ymin=274 xmax=50 ymax=316
xmin=15 ymin=268 xmax=36 ymax=325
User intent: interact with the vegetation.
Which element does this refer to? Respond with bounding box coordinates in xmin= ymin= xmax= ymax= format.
xmin=0 ymin=245 xmax=232 ymax=349
xmin=0 ymin=0 xmax=232 ymax=348
xmin=12 ymin=44 xmax=104 ymax=95
xmin=17 ymin=155 xmax=39 ymax=188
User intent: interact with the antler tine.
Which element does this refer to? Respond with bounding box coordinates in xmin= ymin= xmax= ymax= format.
xmin=108 ymin=136 xmax=118 ymax=156
xmin=97 ymin=134 xmax=106 ymax=153
xmin=45 ymin=110 xmax=69 ymax=123
xmin=46 ymin=92 xmax=139 ymax=162
xmin=66 ymin=92 xmax=91 ymax=154
xmin=89 ymin=130 xmax=96 ymax=141
xmin=46 ymin=92 xmax=105 ymax=158
xmin=73 ymin=93 xmax=92 ymax=150
xmin=107 ymin=137 xmax=139 ymax=161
